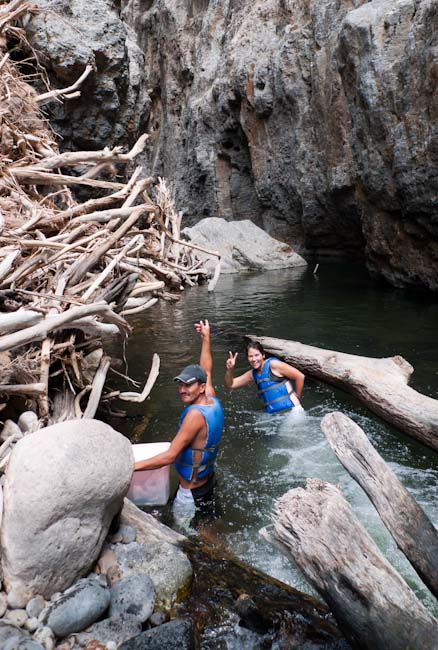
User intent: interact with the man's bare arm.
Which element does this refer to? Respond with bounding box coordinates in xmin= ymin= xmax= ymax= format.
xmin=134 ymin=410 xmax=204 ymax=471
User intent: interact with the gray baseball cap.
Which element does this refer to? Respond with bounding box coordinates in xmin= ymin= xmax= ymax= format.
xmin=174 ymin=364 xmax=207 ymax=385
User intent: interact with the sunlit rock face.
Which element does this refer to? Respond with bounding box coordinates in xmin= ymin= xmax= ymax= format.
xmin=25 ymin=0 xmax=438 ymax=290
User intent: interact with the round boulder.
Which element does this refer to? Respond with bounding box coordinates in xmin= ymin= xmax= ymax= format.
xmin=1 ymin=419 xmax=134 ymax=598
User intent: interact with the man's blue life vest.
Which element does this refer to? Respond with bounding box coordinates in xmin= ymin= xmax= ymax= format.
xmin=252 ymin=357 xmax=297 ymax=414
xmin=173 ymin=396 xmax=224 ymax=482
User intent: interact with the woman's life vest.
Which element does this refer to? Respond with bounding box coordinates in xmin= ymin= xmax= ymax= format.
xmin=173 ymin=396 xmax=224 ymax=482
xmin=252 ymin=357 xmax=298 ymax=414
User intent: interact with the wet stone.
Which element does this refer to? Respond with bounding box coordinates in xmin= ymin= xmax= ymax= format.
xmin=44 ymin=577 xmax=110 ymax=637
xmin=109 ymin=574 xmax=155 ymax=623
xmin=118 ymin=619 xmax=194 ymax=650
xmin=7 ymin=587 xmax=29 ymax=609
xmin=149 ymin=611 xmax=168 ymax=627
xmin=24 ymin=617 xmax=39 ymax=633
xmin=5 ymin=609 xmax=28 ymax=627
xmin=26 ymin=596 xmax=46 ymax=619
xmin=0 ymin=620 xmax=29 ymax=645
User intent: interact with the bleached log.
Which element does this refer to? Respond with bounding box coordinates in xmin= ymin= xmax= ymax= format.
xmin=120 ymin=297 xmax=157 ymax=316
xmin=254 ymin=335 xmax=438 ymax=452
xmin=263 ymin=479 xmax=438 ymax=650
xmin=118 ymin=353 xmax=160 ymax=402
xmin=321 ymin=411 xmax=438 ymax=599
xmin=9 ymin=169 xmax=125 ymax=190
xmin=0 ymin=310 xmax=42 ymax=334
xmin=0 ymin=383 xmax=45 ymax=395
xmin=82 ymin=354 xmax=111 ymax=419
xmin=71 ymin=205 xmax=156 ymax=224
xmin=0 ymin=303 xmax=131 ymax=352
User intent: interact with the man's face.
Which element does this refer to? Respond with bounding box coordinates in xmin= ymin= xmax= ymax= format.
xmin=177 ymin=380 xmax=206 ymax=404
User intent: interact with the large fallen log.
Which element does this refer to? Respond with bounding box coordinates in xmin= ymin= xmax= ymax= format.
xmin=253 ymin=335 xmax=438 ymax=452
xmin=262 ymin=479 xmax=438 ymax=650
xmin=321 ymin=412 xmax=438 ymax=599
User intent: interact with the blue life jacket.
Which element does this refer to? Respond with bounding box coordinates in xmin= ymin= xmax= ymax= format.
xmin=173 ymin=396 xmax=224 ymax=482
xmin=252 ymin=357 xmax=297 ymax=413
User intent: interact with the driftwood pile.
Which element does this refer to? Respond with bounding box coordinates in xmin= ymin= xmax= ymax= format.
xmin=0 ymin=1 xmax=215 ymax=442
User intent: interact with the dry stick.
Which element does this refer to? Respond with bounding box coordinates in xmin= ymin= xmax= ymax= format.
xmin=0 ymin=432 xmax=21 ymax=459
xmin=72 ymin=204 xmax=156 ymax=224
xmin=120 ymin=297 xmax=158 ymax=317
xmin=321 ymin=411 xmax=438 ymax=599
xmin=0 ymin=303 xmax=131 ymax=352
xmin=81 ymin=235 xmax=142 ymax=302
xmin=66 ymin=207 xmax=146 ymax=287
xmin=0 ymin=383 xmax=45 ymax=395
xmin=11 ymin=208 xmax=45 ymax=235
xmin=3 ymin=252 xmax=47 ymax=287
xmin=118 ymin=353 xmax=160 ymax=402
xmin=74 ymin=385 xmax=91 ymax=418
xmin=35 ymin=64 xmax=93 ymax=105
xmin=0 ymin=249 xmax=19 ymax=284
xmin=18 ymin=133 xmax=149 ymax=171
xmin=82 ymin=354 xmax=111 ymax=419
xmin=0 ymin=53 xmax=9 ymax=72
xmin=38 ymin=277 xmax=66 ymax=419
xmin=9 ymin=169 xmax=126 ymax=190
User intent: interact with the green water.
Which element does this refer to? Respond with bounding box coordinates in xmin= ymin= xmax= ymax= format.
xmin=106 ymin=261 xmax=438 ymax=615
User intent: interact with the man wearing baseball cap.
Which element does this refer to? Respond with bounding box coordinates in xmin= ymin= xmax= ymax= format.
xmin=134 ymin=319 xmax=224 ymax=518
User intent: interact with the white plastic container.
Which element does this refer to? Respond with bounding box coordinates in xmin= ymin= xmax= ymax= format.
xmin=127 ymin=442 xmax=171 ymax=506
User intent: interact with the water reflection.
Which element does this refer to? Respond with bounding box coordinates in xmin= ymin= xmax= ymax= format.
xmin=106 ymin=262 xmax=438 ymax=616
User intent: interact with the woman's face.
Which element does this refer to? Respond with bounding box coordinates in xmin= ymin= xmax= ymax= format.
xmin=247 ymin=347 xmax=265 ymax=370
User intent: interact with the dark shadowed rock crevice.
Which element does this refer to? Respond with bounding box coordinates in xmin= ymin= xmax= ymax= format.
xmin=23 ymin=0 xmax=438 ymax=290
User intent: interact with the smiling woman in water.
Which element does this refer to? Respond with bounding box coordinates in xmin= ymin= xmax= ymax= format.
xmin=224 ymin=340 xmax=305 ymax=414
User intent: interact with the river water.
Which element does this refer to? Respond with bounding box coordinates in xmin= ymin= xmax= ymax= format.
xmin=107 ymin=260 xmax=438 ymax=616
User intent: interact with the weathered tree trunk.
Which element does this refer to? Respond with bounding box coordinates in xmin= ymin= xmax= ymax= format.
xmin=321 ymin=411 xmax=438 ymax=599
xmin=253 ymin=335 xmax=438 ymax=451
xmin=264 ymin=479 xmax=438 ymax=650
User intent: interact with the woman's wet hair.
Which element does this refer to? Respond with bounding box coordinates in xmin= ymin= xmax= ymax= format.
xmin=245 ymin=340 xmax=265 ymax=357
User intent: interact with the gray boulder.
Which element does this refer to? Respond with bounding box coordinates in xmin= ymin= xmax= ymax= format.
xmin=0 ymin=621 xmax=29 ymax=646
xmin=69 ymin=613 xmax=142 ymax=648
xmin=43 ymin=577 xmax=111 ymax=637
xmin=112 ymin=540 xmax=192 ymax=610
xmin=183 ymin=218 xmax=307 ymax=274
xmin=1 ymin=419 xmax=134 ymax=598
xmin=109 ymin=574 xmax=155 ymax=623
xmin=118 ymin=619 xmax=194 ymax=650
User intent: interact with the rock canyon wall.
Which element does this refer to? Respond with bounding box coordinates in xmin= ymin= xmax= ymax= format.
xmin=24 ymin=0 xmax=438 ymax=290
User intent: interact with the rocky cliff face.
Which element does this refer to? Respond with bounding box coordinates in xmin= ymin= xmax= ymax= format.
xmin=24 ymin=0 xmax=438 ymax=290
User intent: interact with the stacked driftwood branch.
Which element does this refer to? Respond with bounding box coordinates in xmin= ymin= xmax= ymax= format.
xmin=0 ymin=0 xmax=216 ymax=433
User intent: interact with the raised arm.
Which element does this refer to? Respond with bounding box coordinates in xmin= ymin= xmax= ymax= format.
xmin=224 ymin=351 xmax=254 ymax=389
xmin=270 ymin=359 xmax=305 ymax=399
xmin=194 ymin=319 xmax=216 ymax=396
